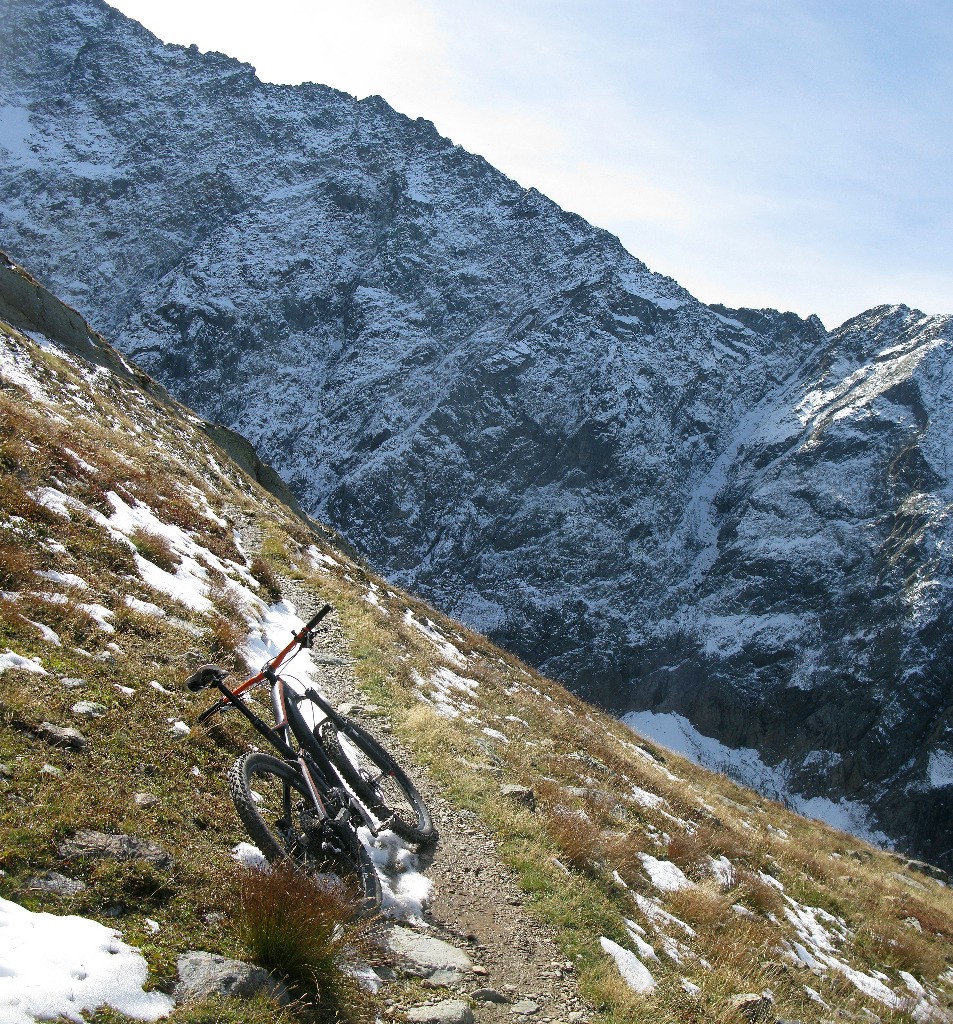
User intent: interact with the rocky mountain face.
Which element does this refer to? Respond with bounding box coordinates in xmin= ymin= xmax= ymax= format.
xmin=1 ymin=0 xmax=951 ymax=865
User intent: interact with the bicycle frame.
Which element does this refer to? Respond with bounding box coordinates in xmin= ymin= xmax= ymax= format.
xmin=202 ymin=663 xmax=384 ymax=836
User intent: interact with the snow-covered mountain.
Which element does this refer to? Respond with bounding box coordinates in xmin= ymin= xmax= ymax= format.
xmin=1 ymin=0 xmax=951 ymax=865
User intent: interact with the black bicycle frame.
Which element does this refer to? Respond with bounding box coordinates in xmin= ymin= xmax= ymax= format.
xmin=207 ymin=673 xmax=382 ymax=836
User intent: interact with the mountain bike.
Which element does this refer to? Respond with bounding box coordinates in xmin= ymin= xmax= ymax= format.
xmin=186 ymin=603 xmax=435 ymax=913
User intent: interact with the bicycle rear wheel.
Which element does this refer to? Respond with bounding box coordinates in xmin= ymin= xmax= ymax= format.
xmin=228 ymin=751 xmax=381 ymax=914
xmin=316 ymin=717 xmax=436 ymax=845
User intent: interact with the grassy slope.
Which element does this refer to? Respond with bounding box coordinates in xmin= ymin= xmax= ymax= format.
xmin=0 ymin=287 xmax=950 ymax=1024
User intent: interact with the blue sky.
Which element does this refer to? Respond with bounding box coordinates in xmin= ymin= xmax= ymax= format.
xmin=107 ymin=0 xmax=952 ymax=328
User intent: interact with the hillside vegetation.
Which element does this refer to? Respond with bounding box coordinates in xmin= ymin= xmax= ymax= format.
xmin=0 ymin=255 xmax=951 ymax=1024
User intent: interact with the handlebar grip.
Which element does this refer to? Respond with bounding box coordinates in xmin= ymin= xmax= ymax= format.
xmin=300 ymin=604 xmax=333 ymax=635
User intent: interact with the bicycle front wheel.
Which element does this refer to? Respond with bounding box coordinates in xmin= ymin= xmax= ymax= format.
xmin=228 ymin=751 xmax=381 ymax=914
xmin=316 ymin=718 xmax=436 ymax=845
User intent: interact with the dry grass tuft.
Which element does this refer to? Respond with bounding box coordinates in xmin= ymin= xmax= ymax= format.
xmin=734 ymin=870 xmax=786 ymax=918
xmin=250 ymin=556 xmax=282 ymax=602
xmin=0 ymin=534 xmax=37 ymax=589
xmin=544 ymin=804 xmax=604 ymax=871
xmin=129 ymin=526 xmax=180 ymax=573
xmin=233 ymin=862 xmax=382 ymax=1024
xmin=667 ymin=881 xmax=734 ymax=933
xmin=667 ymin=826 xmax=718 ymax=876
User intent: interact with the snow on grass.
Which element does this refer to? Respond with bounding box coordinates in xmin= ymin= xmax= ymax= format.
xmin=632 ymin=893 xmax=696 ymax=937
xmin=35 ymin=569 xmax=89 ymax=589
xmin=599 ymin=936 xmax=656 ymax=994
xmin=31 ymin=487 xmax=84 ymax=519
xmin=90 ymin=492 xmax=260 ymax=616
xmin=629 ymin=785 xmax=666 ymax=809
xmin=21 ymin=617 xmax=61 ymax=645
xmin=124 ymin=596 xmax=165 ymax=617
xmin=412 ymin=666 xmax=480 ymax=719
xmin=403 ymin=609 xmax=466 ymax=665
xmin=709 ymin=855 xmax=735 ymax=887
xmin=0 ymin=336 xmax=53 ymax=405
xmin=638 ymin=854 xmax=693 ymax=892
xmin=0 ymin=897 xmax=173 ymax=1023
xmin=0 ymin=650 xmax=46 ymax=675
xmin=624 ymin=920 xmax=658 ymax=961
xmin=78 ymin=603 xmax=115 ymax=633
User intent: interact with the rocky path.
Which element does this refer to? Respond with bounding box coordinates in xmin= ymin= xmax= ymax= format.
xmin=275 ymin=576 xmax=592 ymax=1024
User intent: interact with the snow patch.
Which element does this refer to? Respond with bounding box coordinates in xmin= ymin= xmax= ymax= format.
xmin=0 ymin=650 xmax=46 ymax=675
xmin=0 ymin=896 xmax=173 ymax=1023
xmin=599 ymin=936 xmax=656 ymax=994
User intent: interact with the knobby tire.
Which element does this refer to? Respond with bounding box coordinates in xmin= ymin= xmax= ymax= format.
xmin=228 ymin=751 xmax=381 ymax=914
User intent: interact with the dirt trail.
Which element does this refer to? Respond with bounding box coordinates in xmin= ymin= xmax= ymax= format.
xmin=273 ymin=574 xmax=592 ymax=1024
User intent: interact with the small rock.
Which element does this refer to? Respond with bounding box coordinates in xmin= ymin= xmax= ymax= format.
xmin=174 ymin=951 xmax=288 ymax=1004
xmin=472 ymin=989 xmax=509 ymax=1004
xmin=40 ymin=764 xmax=62 ymax=776
xmin=512 ymin=1000 xmax=541 ymax=1016
xmin=500 ymin=785 xmax=536 ymax=811
xmin=58 ymin=829 xmax=172 ymax=868
xmin=727 ymin=993 xmax=774 ymax=1022
xmin=311 ymin=654 xmax=347 ymax=666
xmin=0 ymin=763 xmax=11 ymax=778
xmin=71 ymin=701 xmax=106 ymax=718
xmin=903 ymin=859 xmax=949 ymax=883
xmin=904 ymin=916 xmax=923 ymax=932
xmin=405 ymin=1000 xmax=474 ymax=1024
xmin=338 ymin=702 xmax=359 ymax=716
xmin=566 ymin=1013 xmax=587 ymax=1022
xmin=36 ymin=722 xmax=87 ymax=751
xmin=387 ymin=925 xmax=474 ymax=985
xmin=26 ymin=870 xmax=86 ymax=896
xmin=134 ymin=792 xmax=159 ymax=808
xmin=60 ymin=677 xmax=86 ymax=689
xmin=471 ymin=965 xmax=489 ymax=976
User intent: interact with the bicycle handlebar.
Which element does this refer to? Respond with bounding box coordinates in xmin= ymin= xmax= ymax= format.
xmin=189 ymin=603 xmax=334 ymax=715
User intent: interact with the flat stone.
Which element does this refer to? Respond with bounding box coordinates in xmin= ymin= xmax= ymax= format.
xmin=71 ymin=701 xmax=106 ymax=718
xmin=500 ymin=785 xmax=536 ymax=811
xmin=36 ymin=722 xmax=87 ymax=750
xmin=472 ymin=988 xmax=509 ymax=1003
xmin=174 ymin=950 xmax=288 ymax=1004
xmin=0 ymin=763 xmax=11 ymax=778
xmin=511 ymin=1000 xmax=541 ymax=1015
xmin=406 ymin=1000 xmax=474 ymax=1024
xmin=387 ymin=925 xmax=474 ymax=985
xmin=26 ymin=870 xmax=86 ymax=896
xmin=60 ymin=678 xmax=86 ymax=689
xmin=134 ymin=792 xmax=160 ymax=807
xmin=58 ymin=829 xmax=172 ymax=868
